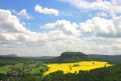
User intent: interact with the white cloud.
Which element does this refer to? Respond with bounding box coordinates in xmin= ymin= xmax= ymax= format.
xmin=1 ymin=8 xmax=121 ymax=56
xmin=60 ymin=0 xmax=108 ymax=10
xmin=35 ymin=4 xmax=59 ymax=16
xmin=43 ymin=20 xmax=80 ymax=36
xmin=80 ymin=16 xmax=121 ymax=37
xmin=0 ymin=9 xmax=28 ymax=33
xmin=60 ymin=0 xmax=121 ymax=16
xmin=17 ymin=9 xmax=32 ymax=19
xmin=0 ymin=9 xmax=40 ymax=42
xmin=0 ymin=9 xmax=85 ymax=56
xmin=0 ymin=33 xmax=16 ymax=41
xmin=111 ymin=0 xmax=117 ymax=5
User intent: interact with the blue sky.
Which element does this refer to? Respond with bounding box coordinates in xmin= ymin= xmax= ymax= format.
xmin=0 ymin=0 xmax=90 ymax=32
xmin=0 ymin=0 xmax=121 ymax=56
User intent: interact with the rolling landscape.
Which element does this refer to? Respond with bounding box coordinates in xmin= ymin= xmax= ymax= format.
xmin=0 ymin=52 xmax=121 ymax=81
xmin=0 ymin=0 xmax=121 ymax=81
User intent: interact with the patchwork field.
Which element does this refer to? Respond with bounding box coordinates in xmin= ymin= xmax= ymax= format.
xmin=45 ymin=61 xmax=112 ymax=75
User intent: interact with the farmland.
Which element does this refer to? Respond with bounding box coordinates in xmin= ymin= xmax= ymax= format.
xmin=45 ymin=61 xmax=112 ymax=75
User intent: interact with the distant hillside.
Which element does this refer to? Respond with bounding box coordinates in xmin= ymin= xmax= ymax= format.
xmin=47 ymin=52 xmax=121 ymax=63
xmin=89 ymin=54 xmax=121 ymax=63
xmin=0 ymin=54 xmax=18 ymax=57
xmin=48 ymin=52 xmax=90 ymax=63
xmin=1 ymin=53 xmax=121 ymax=63
xmin=28 ymin=56 xmax=56 ymax=60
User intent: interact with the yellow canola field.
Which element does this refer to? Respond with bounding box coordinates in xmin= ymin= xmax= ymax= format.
xmin=45 ymin=61 xmax=112 ymax=75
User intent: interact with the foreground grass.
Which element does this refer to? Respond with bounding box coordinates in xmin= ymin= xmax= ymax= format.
xmin=0 ymin=66 xmax=8 ymax=74
xmin=45 ymin=61 xmax=112 ymax=75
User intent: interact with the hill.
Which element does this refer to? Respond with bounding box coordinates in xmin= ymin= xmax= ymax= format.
xmin=47 ymin=52 xmax=121 ymax=63
xmin=1 ymin=53 xmax=121 ymax=63
xmin=0 ymin=54 xmax=18 ymax=57
xmin=89 ymin=54 xmax=121 ymax=63
xmin=48 ymin=52 xmax=90 ymax=63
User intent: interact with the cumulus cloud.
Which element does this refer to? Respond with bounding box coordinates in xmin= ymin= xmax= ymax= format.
xmin=35 ymin=4 xmax=59 ymax=16
xmin=0 ymin=9 xmax=29 ymax=33
xmin=60 ymin=0 xmax=104 ymax=9
xmin=1 ymin=7 xmax=121 ymax=56
xmin=80 ymin=16 xmax=121 ymax=37
xmin=0 ymin=9 xmax=40 ymax=42
xmin=0 ymin=9 xmax=85 ymax=56
xmin=60 ymin=0 xmax=121 ymax=16
xmin=0 ymin=9 xmax=80 ymax=43
xmin=17 ymin=9 xmax=32 ymax=19
xmin=43 ymin=20 xmax=80 ymax=36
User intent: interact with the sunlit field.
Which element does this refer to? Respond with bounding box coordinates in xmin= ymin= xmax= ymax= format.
xmin=45 ymin=61 xmax=112 ymax=75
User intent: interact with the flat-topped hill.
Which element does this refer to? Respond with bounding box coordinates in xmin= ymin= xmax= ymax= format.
xmin=48 ymin=52 xmax=90 ymax=63
xmin=61 ymin=52 xmax=87 ymax=58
